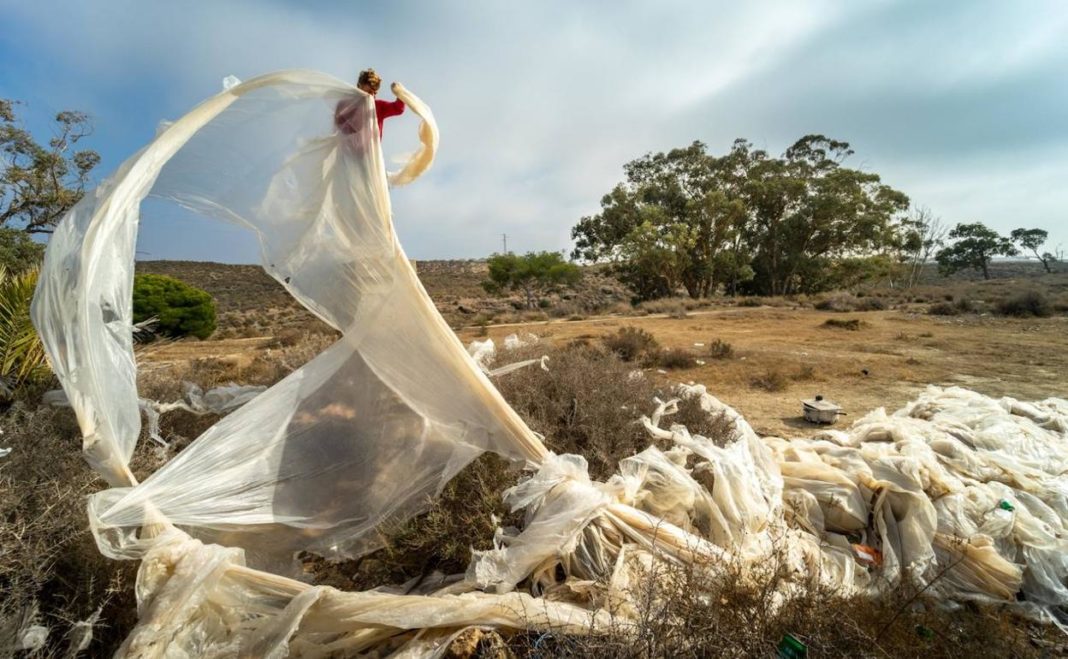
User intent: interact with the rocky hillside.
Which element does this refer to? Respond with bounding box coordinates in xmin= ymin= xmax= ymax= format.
xmin=135 ymin=259 xmax=633 ymax=333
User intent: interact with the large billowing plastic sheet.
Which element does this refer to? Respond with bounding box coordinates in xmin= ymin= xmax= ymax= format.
xmin=32 ymin=70 xmax=547 ymax=565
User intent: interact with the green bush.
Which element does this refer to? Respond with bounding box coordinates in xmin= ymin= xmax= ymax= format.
xmin=0 ymin=228 xmax=45 ymax=274
xmin=132 ymin=274 xmax=216 ymax=339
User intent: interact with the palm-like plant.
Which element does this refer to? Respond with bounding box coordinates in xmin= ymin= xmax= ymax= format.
xmin=0 ymin=266 xmax=48 ymax=390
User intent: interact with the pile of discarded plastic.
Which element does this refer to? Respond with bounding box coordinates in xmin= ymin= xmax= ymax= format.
xmin=29 ymin=70 xmax=1068 ymax=656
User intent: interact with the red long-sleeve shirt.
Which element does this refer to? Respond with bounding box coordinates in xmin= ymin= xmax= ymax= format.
xmin=334 ymin=97 xmax=405 ymax=138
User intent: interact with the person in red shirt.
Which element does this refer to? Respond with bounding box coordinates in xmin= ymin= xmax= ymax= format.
xmin=334 ymin=68 xmax=405 ymax=139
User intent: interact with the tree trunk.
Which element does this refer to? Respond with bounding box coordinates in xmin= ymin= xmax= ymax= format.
xmin=981 ymin=260 xmax=990 ymax=280
xmin=523 ymin=284 xmax=537 ymax=309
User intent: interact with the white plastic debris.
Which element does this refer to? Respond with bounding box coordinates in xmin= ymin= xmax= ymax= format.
xmin=139 ymin=382 xmax=268 ymax=445
xmin=16 ymin=625 xmax=48 ymax=652
xmin=466 ymin=336 xmax=548 ymax=377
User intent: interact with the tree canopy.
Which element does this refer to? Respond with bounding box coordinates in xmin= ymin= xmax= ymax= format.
xmin=1010 ymin=228 xmax=1056 ymax=273
xmin=936 ymin=223 xmax=1018 ymax=279
xmin=132 ymin=274 xmax=217 ymax=340
xmin=572 ymin=136 xmax=909 ymax=299
xmin=0 ymin=228 xmax=45 ymax=274
xmin=482 ymin=251 xmax=582 ymax=309
xmin=1 ymin=98 xmax=101 ymax=234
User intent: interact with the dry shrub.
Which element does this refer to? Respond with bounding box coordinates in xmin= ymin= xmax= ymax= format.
xmin=0 ymin=403 xmax=138 ymax=656
xmin=751 ymin=368 xmax=789 ymax=392
xmin=547 ymin=301 xmax=580 ymax=319
xmin=708 ymin=339 xmax=734 ymax=360
xmin=931 ymin=299 xmax=965 ymax=314
xmin=854 ymin=296 xmax=887 ymax=311
xmin=822 ymin=318 xmax=865 ymax=331
xmin=658 ymin=348 xmax=697 ymax=370
xmin=495 ymin=342 xmax=662 ymax=479
xmin=606 ymin=301 xmax=636 ymax=316
xmin=792 ymin=364 xmax=816 ymax=381
xmin=813 ymin=293 xmax=857 ymax=312
xmin=307 ymin=453 xmax=520 ymax=591
xmin=272 ymin=327 xmax=304 ymax=348
xmin=602 ymin=327 xmax=660 ymax=364
xmin=508 ymin=538 xmax=1059 ymax=658
xmin=737 ymin=296 xmax=763 ymax=307
xmin=669 ymin=396 xmax=737 ymax=447
xmin=640 ymin=298 xmax=690 ymax=318
xmin=928 ymin=297 xmax=978 ymax=316
xmin=816 ymin=292 xmax=888 ymax=312
xmin=996 ymin=290 xmax=1052 ymax=318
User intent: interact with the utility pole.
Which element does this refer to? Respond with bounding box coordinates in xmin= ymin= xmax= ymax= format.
xmin=502 ymin=233 xmax=508 ymax=254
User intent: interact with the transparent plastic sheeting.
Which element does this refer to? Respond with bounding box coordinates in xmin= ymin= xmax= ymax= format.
xmin=31 ymin=70 xmax=547 ymax=567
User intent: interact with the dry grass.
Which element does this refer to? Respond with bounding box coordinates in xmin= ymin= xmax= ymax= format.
xmin=750 ymin=368 xmax=790 ymax=392
xmin=505 ymin=542 xmax=1061 ymax=657
xmin=0 ymin=403 xmax=139 ymax=656
xmin=459 ymin=303 xmax=1068 ymax=438
xmin=822 ymin=318 xmax=866 ymax=331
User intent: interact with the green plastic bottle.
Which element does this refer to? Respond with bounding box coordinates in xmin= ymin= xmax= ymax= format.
xmin=776 ymin=633 xmax=808 ymax=658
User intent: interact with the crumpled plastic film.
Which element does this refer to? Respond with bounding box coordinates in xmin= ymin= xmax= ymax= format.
xmin=137 ymin=383 xmax=267 ymax=446
xmin=113 ymin=529 xmax=620 ymax=658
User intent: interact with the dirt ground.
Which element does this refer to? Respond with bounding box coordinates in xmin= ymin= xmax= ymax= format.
xmin=456 ymin=307 xmax=1068 ymax=437
xmin=137 ymin=306 xmax=1068 ymax=439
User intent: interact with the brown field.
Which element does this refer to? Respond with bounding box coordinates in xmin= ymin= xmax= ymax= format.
xmin=459 ymin=308 xmax=1068 ymax=436
xmin=133 ymin=258 xmax=1068 ymax=438
xmin=142 ymin=304 xmax=1067 ymax=438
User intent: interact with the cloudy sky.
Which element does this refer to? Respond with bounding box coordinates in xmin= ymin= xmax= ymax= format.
xmin=1 ymin=0 xmax=1065 ymax=263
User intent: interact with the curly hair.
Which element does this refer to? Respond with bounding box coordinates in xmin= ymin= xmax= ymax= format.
xmin=357 ymin=68 xmax=382 ymax=93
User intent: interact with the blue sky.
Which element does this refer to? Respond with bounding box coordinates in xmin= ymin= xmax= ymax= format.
xmin=1 ymin=0 xmax=1066 ymax=263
